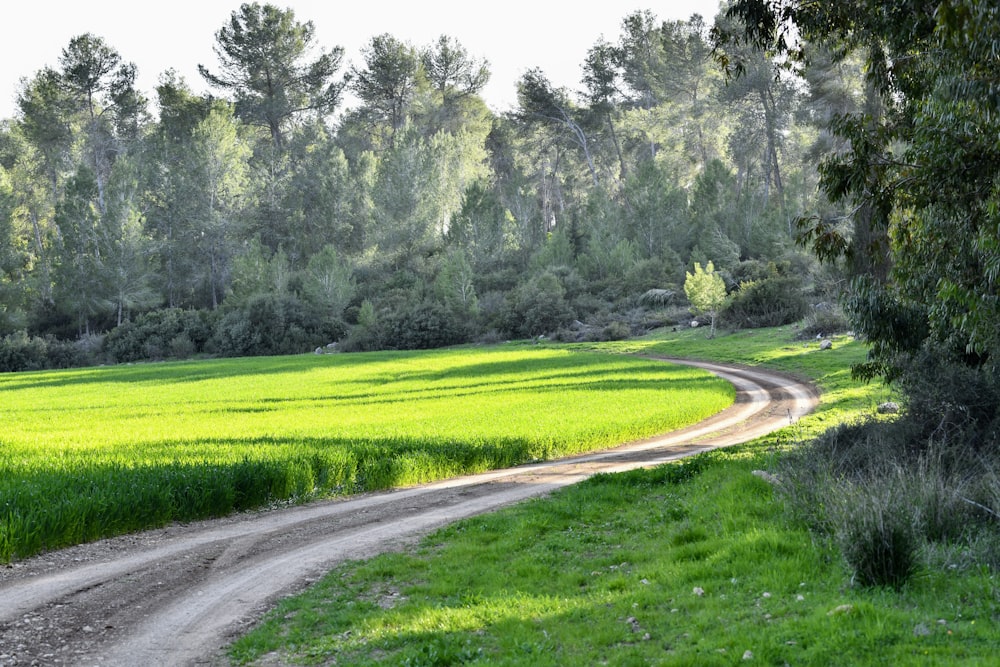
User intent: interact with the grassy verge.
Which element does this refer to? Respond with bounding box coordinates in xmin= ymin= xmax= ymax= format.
xmin=228 ymin=326 xmax=999 ymax=666
xmin=0 ymin=346 xmax=732 ymax=561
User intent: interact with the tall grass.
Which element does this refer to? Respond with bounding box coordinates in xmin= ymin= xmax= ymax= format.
xmin=0 ymin=346 xmax=733 ymax=561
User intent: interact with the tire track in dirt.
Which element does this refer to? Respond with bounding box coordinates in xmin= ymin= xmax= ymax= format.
xmin=0 ymin=360 xmax=817 ymax=666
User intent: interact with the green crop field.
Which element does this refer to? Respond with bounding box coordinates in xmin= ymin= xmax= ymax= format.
xmin=0 ymin=346 xmax=733 ymax=562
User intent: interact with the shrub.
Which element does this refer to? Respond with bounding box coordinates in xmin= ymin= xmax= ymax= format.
xmin=0 ymin=331 xmax=48 ymax=372
xmin=601 ymin=320 xmax=631 ymax=341
xmin=501 ymin=272 xmax=575 ymax=338
xmin=212 ymin=294 xmax=322 ymax=357
xmin=382 ymin=300 xmax=472 ymax=350
xmin=719 ymin=274 xmax=807 ymax=329
xmin=0 ymin=331 xmax=92 ymax=373
xmin=104 ymin=309 xmax=213 ymax=362
xmin=832 ymin=477 xmax=920 ymax=589
xmin=798 ymin=305 xmax=851 ymax=339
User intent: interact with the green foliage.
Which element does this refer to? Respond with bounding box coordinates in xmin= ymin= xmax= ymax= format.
xmin=684 ymin=261 xmax=727 ymax=336
xmin=380 ymin=299 xmax=472 ymax=350
xmin=502 ymin=271 xmax=575 ymax=338
xmin=197 ymin=2 xmax=346 ymax=148
xmin=832 ymin=480 xmax=920 ymax=589
xmin=3 ymin=7 xmax=833 ymax=359
xmin=211 ymin=292 xmax=324 ymax=357
xmin=302 ymin=244 xmax=355 ymax=323
xmin=103 ymin=308 xmax=213 ymax=362
xmin=720 ymin=271 xmax=808 ymax=330
xmin=0 ymin=331 xmax=92 ymax=372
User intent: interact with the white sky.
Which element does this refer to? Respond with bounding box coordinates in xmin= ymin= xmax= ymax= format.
xmin=1 ymin=1 xmax=722 ymax=120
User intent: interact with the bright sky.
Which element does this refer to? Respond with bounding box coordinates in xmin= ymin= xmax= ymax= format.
xmin=1 ymin=1 xmax=722 ymax=120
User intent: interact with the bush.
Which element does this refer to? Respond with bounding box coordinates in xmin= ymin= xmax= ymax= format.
xmin=798 ymin=305 xmax=851 ymax=339
xmin=104 ymin=309 xmax=213 ymax=363
xmin=719 ymin=274 xmax=807 ymax=329
xmin=382 ymin=300 xmax=472 ymax=350
xmin=602 ymin=320 xmax=631 ymax=341
xmin=0 ymin=331 xmax=92 ymax=373
xmin=501 ymin=272 xmax=575 ymax=338
xmin=212 ymin=294 xmax=323 ymax=358
xmin=832 ymin=478 xmax=920 ymax=589
xmin=777 ymin=359 xmax=1000 ymax=587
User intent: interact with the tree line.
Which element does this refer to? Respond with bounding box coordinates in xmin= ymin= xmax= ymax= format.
xmin=0 ymin=2 xmax=851 ymax=365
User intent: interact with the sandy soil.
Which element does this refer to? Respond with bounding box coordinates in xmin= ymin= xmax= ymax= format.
xmin=0 ymin=359 xmax=817 ymax=667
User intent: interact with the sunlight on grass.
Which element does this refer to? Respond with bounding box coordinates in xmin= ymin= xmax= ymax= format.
xmin=227 ymin=326 xmax=999 ymax=667
xmin=0 ymin=345 xmax=733 ymax=561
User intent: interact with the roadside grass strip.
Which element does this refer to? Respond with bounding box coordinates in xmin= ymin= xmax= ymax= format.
xmin=0 ymin=346 xmax=733 ymax=561
xmin=229 ymin=451 xmax=999 ymax=666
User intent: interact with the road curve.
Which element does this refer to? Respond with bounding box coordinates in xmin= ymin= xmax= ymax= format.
xmin=0 ymin=359 xmax=817 ymax=667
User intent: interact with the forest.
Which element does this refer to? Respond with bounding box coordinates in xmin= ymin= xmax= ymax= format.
xmin=0 ymin=3 xmax=845 ymax=368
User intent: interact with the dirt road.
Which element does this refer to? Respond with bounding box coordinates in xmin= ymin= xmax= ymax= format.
xmin=0 ymin=359 xmax=817 ymax=666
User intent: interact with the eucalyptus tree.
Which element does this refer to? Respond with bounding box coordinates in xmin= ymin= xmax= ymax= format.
xmin=581 ymin=38 xmax=627 ymax=184
xmin=51 ymin=166 xmax=109 ymax=335
xmin=516 ymin=68 xmax=599 ymax=187
xmin=102 ymin=154 xmax=158 ymax=325
xmin=145 ymin=73 xmax=215 ymax=307
xmin=718 ymin=0 xmax=1000 ymax=377
xmin=0 ymin=161 xmax=27 ymax=333
xmin=370 ymin=122 xmax=484 ymax=267
xmin=5 ymin=93 xmax=67 ymax=307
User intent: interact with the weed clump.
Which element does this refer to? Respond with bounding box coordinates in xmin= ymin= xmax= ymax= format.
xmin=775 ymin=349 xmax=1000 ymax=588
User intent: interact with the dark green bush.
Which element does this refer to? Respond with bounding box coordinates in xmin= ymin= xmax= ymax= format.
xmin=501 ymin=272 xmax=575 ymax=338
xmin=212 ymin=294 xmax=323 ymax=357
xmin=0 ymin=331 xmax=91 ymax=373
xmin=719 ymin=274 xmax=807 ymax=329
xmin=104 ymin=308 xmax=213 ymax=362
xmin=382 ymin=300 xmax=472 ymax=350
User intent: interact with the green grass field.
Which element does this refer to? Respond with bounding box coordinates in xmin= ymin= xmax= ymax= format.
xmin=227 ymin=327 xmax=999 ymax=666
xmin=0 ymin=346 xmax=733 ymax=561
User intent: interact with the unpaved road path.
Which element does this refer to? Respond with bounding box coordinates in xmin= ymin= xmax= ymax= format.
xmin=0 ymin=359 xmax=817 ymax=667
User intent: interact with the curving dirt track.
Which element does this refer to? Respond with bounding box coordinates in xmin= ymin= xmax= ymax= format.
xmin=0 ymin=359 xmax=817 ymax=667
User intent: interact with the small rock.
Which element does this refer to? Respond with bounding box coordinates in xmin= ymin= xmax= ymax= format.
xmin=877 ymin=401 xmax=900 ymax=414
xmin=82 ymin=626 xmax=94 ymax=633
xmin=314 ymin=347 xmax=324 ymax=355
xmin=640 ymin=578 xmax=650 ymax=585
xmin=761 ymin=592 xmax=772 ymax=598
xmin=690 ymin=320 xmax=700 ymax=328
xmin=796 ymin=595 xmax=805 ymax=602
xmin=913 ymin=623 xmax=931 ymax=637
xmin=743 ymin=650 xmax=754 ymax=660
xmin=693 ymin=587 xmax=705 ymax=596
xmin=819 ymin=339 xmax=833 ymax=350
